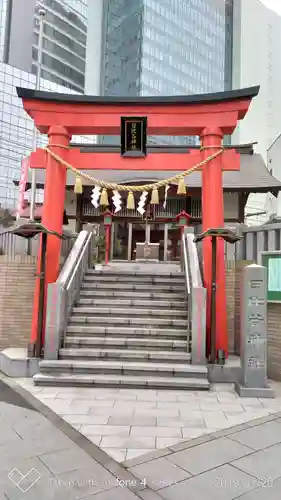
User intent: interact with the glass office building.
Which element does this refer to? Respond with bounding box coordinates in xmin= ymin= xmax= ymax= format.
xmin=0 ymin=61 xmax=92 ymax=209
xmin=103 ymin=0 xmax=233 ymax=97
xmin=33 ymin=0 xmax=88 ymax=92
xmin=0 ymin=0 xmax=88 ymax=92
xmin=102 ymin=0 xmax=233 ymax=144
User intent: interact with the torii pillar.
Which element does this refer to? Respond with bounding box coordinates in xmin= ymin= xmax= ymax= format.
xmin=201 ymin=127 xmax=227 ymax=356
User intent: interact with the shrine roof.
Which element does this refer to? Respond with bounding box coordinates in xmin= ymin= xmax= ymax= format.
xmin=17 ymin=146 xmax=281 ymax=195
xmin=17 ymin=86 xmax=259 ymax=105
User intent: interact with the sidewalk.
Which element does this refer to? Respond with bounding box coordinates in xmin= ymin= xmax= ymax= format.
xmin=14 ymin=378 xmax=281 ymax=463
xmin=0 ymin=375 xmax=281 ymax=499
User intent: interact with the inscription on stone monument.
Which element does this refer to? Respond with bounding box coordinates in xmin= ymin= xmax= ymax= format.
xmin=235 ymin=264 xmax=274 ymax=397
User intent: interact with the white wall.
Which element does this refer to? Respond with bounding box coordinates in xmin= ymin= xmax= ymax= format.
xmin=267 ymin=134 xmax=281 ymax=217
xmin=232 ymin=0 xmax=281 ymax=224
xmin=84 ymin=0 xmax=104 ymax=95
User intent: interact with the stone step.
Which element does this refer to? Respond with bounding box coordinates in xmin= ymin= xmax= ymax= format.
xmin=33 ymin=373 xmax=210 ymax=390
xmin=59 ymin=348 xmax=191 ymax=363
xmin=88 ymin=269 xmax=183 ymax=277
xmin=93 ymin=263 xmax=181 ymax=273
xmin=71 ymin=307 xmax=187 ymax=318
xmin=38 ymin=359 xmax=207 ymax=378
xmin=64 ymin=336 xmax=188 ymax=351
xmin=66 ymin=325 xmax=188 ymax=339
xmin=83 ymin=275 xmax=185 ymax=285
xmin=79 ymin=290 xmax=185 ymax=300
xmin=77 ymin=298 xmax=187 ymax=309
xmin=81 ymin=283 xmax=185 ymax=292
xmin=68 ymin=316 xmax=188 ymax=328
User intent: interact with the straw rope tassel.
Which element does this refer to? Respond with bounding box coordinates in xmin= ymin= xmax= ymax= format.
xmin=177 ymin=177 xmax=186 ymax=195
xmin=127 ymin=191 xmax=135 ymax=210
xmin=100 ymin=188 xmax=109 ymax=206
xmin=151 ymin=187 xmax=159 ymax=204
xmin=74 ymin=176 xmax=83 ymax=194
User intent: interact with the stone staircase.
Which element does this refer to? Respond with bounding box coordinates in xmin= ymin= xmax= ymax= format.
xmin=34 ymin=264 xmax=209 ymax=390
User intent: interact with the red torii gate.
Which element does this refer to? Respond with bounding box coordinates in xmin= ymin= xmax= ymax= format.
xmin=17 ymin=86 xmax=259 ymax=359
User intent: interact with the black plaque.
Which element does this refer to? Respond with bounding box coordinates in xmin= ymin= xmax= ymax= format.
xmin=121 ymin=117 xmax=147 ymax=157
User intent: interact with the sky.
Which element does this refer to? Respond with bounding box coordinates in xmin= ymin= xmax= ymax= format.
xmin=260 ymin=0 xmax=281 ymax=15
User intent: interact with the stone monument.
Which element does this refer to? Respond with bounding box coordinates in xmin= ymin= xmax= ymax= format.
xmin=235 ymin=264 xmax=274 ymax=398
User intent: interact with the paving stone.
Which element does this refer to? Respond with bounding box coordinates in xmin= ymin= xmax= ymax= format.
xmin=0 ymin=427 xmax=23 ymax=445
xmin=157 ymin=416 xmax=205 ymax=428
xmin=81 ymin=425 xmax=130 ymax=436
xmin=134 ymin=408 xmax=180 ymax=418
xmin=181 ymin=428 xmax=212 ymax=439
xmin=144 ymin=392 xmax=178 ymax=402
xmin=62 ymin=414 xmax=109 ymax=425
xmin=84 ymin=435 xmax=102 ymax=446
xmin=37 ymin=387 xmax=60 ymax=396
xmin=126 ymin=449 xmax=153 ymax=461
xmin=96 ymin=393 xmax=138 ymax=401
xmin=39 ymin=446 xmax=96 ymax=475
xmin=167 ymin=437 xmax=254 ymax=475
xmin=130 ymin=457 xmax=190 ymax=491
xmin=1 ymin=458 xmax=54 ymax=500
xmin=121 ymin=389 xmax=158 ymax=398
xmin=101 ymin=448 xmax=127 ymax=462
xmin=0 ymin=430 xmax=74 ymax=461
xmin=229 ymin=421 xmax=281 ymax=450
xmin=138 ymin=490 xmax=164 ymax=500
xmin=203 ymin=412 xmax=232 ymax=429
xmin=100 ymin=436 xmax=156 ymax=449
xmin=46 ymin=400 xmax=90 ymax=416
xmin=156 ymin=437 xmax=185 ymax=448
xmin=72 ymin=424 xmax=82 ymax=431
xmin=240 ymin=398 xmax=264 ymax=408
xmin=71 ymin=399 xmax=115 ymax=408
xmin=89 ymin=406 xmax=135 ymax=417
xmin=11 ymin=416 xmax=54 ymax=440
xmin=167 ymin=433 xmax=214 ymax=452
xmin=158 ymin=464 xmax=257 ymax=500
xmin=124 ymin=448 xmax=171 ymax=468
xmin=108 ymin=416 xmax=157 ymax=426
xmin=157 ymin=401 xmax=200 ymax=410
xmin=83 ymin=486 xmax=140 ymax=500
xmin=130 ymin=426 xmax=182 ymax=438
xmin=231 ymin=442 xmax=281 ymax=481
xmin=48 ymin=466 xmax=117 ymax=499
xmin=233 ymin=477 xmax=281 ymax=499
xmin=0 ymin=455 xmax=53 ymax=486
xmin=114 ymin=402 xmax=158 ymax=411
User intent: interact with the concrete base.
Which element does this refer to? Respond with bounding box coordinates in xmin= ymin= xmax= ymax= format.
xmin=0 ymin=348 xmax=40 ymax=378
xmin=235 ymin=383 xmax=275 ymax=399
xmin=208 ymin=356 xmax=241 ymax=383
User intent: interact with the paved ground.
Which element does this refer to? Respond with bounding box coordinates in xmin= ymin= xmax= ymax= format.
xmin=15 ymin=378 xmax=281 ymax=463
xmin=1 ymin=375 xmax=281 ymax=499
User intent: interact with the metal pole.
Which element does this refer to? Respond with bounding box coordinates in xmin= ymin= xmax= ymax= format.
xmin=36 ymin=231 xmax=47 ymax=358
xmin=29 ymin=7 xmax=46 ymax=221
xmin=210 ymin=236 xmax=217 ymax=363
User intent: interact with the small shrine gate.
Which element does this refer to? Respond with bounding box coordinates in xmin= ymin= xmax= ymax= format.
xmin=17 ymin=85 xmax=260 ymax=359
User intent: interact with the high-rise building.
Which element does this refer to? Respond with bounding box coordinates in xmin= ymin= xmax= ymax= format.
xmin=86 ymin=0 xmax=234 ymax=144
xmin=0 ymin=0 xmax=87 ymax=92
xmin=0 ymin=60 xmax=94 ymax=209
xmin=104 ymin=0 xmax=233 ymax=97
xmin=232 ymin=0 xmax=281 ymax=224
xmin=86 ymin=0 xmax=233 ymax=98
